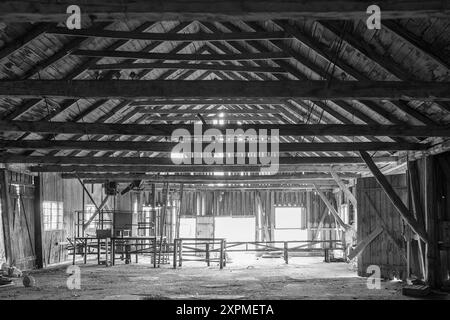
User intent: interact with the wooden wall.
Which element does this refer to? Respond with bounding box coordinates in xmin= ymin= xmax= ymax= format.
xmin=414 ymin=152 xmax=450 ymax=286
xmin=0 ymin=170 xmax=37 ymax=270
xmin=0 ymin=194 xmax=5 ymax=263
xmin=179 ymin=189 xmax=342 ymax=242
xmin=356 ymin=174 xmax=407 ymax=279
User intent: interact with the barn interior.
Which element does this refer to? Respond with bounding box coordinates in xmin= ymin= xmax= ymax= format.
xmin=0 ymin=0 xmax=450 ymax=300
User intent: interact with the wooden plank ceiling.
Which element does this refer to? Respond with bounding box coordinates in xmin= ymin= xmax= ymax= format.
xmin=0 ymin=1 xmax=449 ymax=188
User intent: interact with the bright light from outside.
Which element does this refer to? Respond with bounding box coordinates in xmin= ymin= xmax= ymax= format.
xmin=274 ymin=207 xmax=308 ymax=241
xmin=214 ymin=217 xmax=255 ymax=242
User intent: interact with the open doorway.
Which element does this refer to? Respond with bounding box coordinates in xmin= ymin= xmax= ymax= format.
xmin=274 ymin=207 xmax=307 ymax=241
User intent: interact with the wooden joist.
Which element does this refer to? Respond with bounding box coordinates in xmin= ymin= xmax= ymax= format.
xmin=130 ymin=98 xmax=285 ymax=106
xmin=1 ymin=121 xmax=448 ymax=137
xmin=0 ymin=1 xmax=448 ymax=22
xmin=0 ymin=140 xmax=428 ymax=152
xmin=143 ymin=115 xmax=277 ymax=122
xmin=0 ymin=23 xmax=54 ymax=61
xmin=28 ymin=164 xmax=371 ymax=173
xmin=359 ymin=151 xmax=429 ymax=243
xmin=72 ymin=50 xmax=291 ymax=61
xmin=90 ymin=62 xmax=288 ymax=74
xmin=0 ymin=154 xmax=396 ymax=165
xmin=48 ymin=27 xmax=291 ymax=41
xmin=62 ymin=173 xmax=353 ymax=183
xmin=140 ymin=109 xmax=280 ymax=114
xmin=1 ymin=80 xmax=449 ymax=101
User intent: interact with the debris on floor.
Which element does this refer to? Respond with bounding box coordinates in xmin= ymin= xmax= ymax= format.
xmin=402 ymin=285 xmax=431 ymax=297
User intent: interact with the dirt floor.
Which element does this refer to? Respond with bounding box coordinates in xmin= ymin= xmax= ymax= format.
xmin=0 ymin=255 xmax=447 ymax=300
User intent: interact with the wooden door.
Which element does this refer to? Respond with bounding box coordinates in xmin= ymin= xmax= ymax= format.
xmin=196 ymin=216 xmax=214 ymax=239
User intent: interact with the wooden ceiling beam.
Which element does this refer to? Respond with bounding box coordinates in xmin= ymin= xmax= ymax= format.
xmin=1 ymin=21 xmax=160 ymax=121
xmin=90 ymin=62 xmax=288 ymax=74
xmin=0 ymin=140 xmax=428 ymax=152
xmin=0 ymin=153 xmax=396 ymax=165
xmin=1 ymin=80 xmax=449 ymax=100
xmin=72 ymin=50 xmax=291 ymax=61
xmin=274 ymin=20 xmax=438 ymax=125
xmin=130 ymin=98 xmax=285 ymax=106
xmin=140 ymin=108 xmax=280 ymax=114
xmin=60 ymin=173 xmax=356 ymax=183
xmin=0 ymin=22 xmax=54 ymax=61
xmin=28 ymin=164 xmax=371 ymax=173
xmin=1 ymin=120 xmax=448 ymax=137
xmin=1 ymin=1 xmax=447 ymax=22
xmin=382 ymin=20 xmax=450 ymax=71
xmin=48 ymin=28 xmax=291 ymax=41
xmin=143 ymin=115 xmax=277 ymax=121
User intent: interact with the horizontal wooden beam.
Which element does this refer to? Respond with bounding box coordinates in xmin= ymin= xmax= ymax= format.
xmin=143 ymin=115 xmax=277 ymax=121
xmin=90 ymin=62 xmax=288 ymax=74
xmin=0 ymin=154 xmax=396 ymax=165
xmin=140 ymin=109 xmax=280 ymax=114
xmin=61 ymin=173 xmax=356 ymax=183
xmin=130 ymin=99 xmax=285 ymax=106
xmin=1 ymin=121 xmax=449 ymax=137
xmin=72 ymin=50 xmax=291 ymax=61
xmin=0 ymin=1 xmax=448 ymax=22
xmin=0 ymin=140 xmax=427 ymax=152
xmin=29 ymin=164 xmax=371 ymax=173
xmin=48 ymin=27 xmax=291 ymax=41
xmin=1 ymin=80 xmax=449 ymax=101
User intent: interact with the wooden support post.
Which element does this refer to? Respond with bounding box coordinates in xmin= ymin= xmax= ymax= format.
xmin=111 ymin=238 xmax=115 ymax=266
xmin=153 ymin=239 xmax=157 ymax=268
xmin=33 ymin=175 xmax=44 ymax=269
xmin=158 ymin=182 xmax=169 ymax=265
xmin=72 ymin=239 xmax=76 ymax=265
xmin=176 ymin=184 xmax=183 ymax=239
xmin=406 ymin=235 xmax=412 ymax=278
xmin=324 ymin=249 xmax=330 ymax=262
xmin=173 ymin=239 xmax=177 ymax=269
xmin=83 ymin=239 xmax=87 ymax=264
xmin=424 ymin=156 xmax=441 ymax=288
xmin=0 ymin=169 xmax=13 ymax=265
xmin=223 ymin=240 xmax=227 ymax=267
xmin=125 ymin=243 xmax=131 ymax=264
xmin=284 ymin=242 xmax=288 ymax=264
xmin=220 ymin=240 xmax=224 ymax=269
xmin=360 ymin=151 xmax=428 ymax=243
xmin=105 ymin=238 xmax=109 ymax=267
xmin=97 ymin=239 xmax=101 ymax=265
xmin=135 ymin=242 xmax=139 ymax=263
xmin=407 ymin=160 xmax=426 ymax=279
xmin=206 ymin=243 xmax=210 ymax=266
xmin=178 ymin=239 xmax=183 ymax=267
